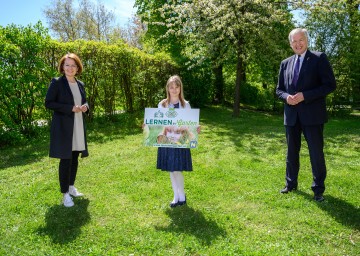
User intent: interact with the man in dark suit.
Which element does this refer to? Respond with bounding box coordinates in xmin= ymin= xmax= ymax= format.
xmin=276 ymin=28 xmax=336 ymax=202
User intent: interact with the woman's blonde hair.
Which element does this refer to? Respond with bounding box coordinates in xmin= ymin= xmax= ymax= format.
xmin=58 ymin=53 xmax=83 ymax=75
xmin=161 ymin=75 xmax=186 ymax=108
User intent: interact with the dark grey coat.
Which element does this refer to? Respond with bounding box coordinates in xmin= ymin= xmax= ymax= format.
xmin=45 ymin=76 xmax=89 ymax=159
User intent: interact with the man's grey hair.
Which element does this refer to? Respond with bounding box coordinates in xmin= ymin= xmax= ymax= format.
xmin=288 ymin=28 xmax=309 ymax=43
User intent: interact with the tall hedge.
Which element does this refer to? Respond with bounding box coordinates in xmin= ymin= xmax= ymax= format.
xmin=0 ymin=23 xmax=177 ymax=146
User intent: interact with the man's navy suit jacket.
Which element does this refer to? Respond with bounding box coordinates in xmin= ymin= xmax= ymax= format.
xmin=276 ymin=50 xmax=336 ymax=126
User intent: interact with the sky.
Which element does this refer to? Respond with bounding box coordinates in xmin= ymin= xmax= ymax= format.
xmin=0 ymin=0 xmax=136 ymax=28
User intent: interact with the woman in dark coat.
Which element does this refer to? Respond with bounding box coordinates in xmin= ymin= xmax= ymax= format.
xmin=45 ymin=53 xmax=89 ymax=207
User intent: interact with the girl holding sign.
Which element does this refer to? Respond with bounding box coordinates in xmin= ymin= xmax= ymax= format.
xmin=157 ymin=75 xmax=200 ymax=208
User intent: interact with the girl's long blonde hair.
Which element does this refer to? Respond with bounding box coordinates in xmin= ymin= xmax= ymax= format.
xmin=161 ymin=75 xmax=186 ymax=108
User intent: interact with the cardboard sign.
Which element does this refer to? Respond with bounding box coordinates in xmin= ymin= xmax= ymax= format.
xmin=143 ymin=108 xmax=200 ymax=148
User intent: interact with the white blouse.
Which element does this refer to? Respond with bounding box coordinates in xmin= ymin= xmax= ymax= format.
xmin=69 ymin=82 xmax=85 ymax=151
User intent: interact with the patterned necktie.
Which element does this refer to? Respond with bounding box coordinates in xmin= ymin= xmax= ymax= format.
xmin=292 ymin=55 xmax=301 ymax=86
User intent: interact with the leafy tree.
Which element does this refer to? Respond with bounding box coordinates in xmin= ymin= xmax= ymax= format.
xmin=136 ymin=0 xmax=293 ymax=116
xmin=120 ymin=15 xmax=147 ymax=49
xmin=135 ymin=0 xmax=181 ymax=54
xmin=0 ymin=23 xmax=177 ymax=146
xmin=44 ymin=0 xmax=116 ymax=41
xmin=0 ymin=22 xmax=51 ymax=140
xmin=297 ymin=0 xmax=360 ymax=109
xmin=43 ymin=0 xmax=79 ymax=41
xmin=135 ymin=0 xmax=213 ymax=108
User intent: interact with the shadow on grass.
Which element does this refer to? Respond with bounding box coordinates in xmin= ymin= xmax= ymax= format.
xmin=200 ymin=106 xmax=359 ymax=155
xmin=2 ymin=106 xmax=358 ymax=169
xmin=0 ymin=134 xmax=49 ymax=170
xmin=86 ymin=111 xmax=143 ymax=145
xmin=155 ymin=205 xmax=226 ymax=245
xmin=297 ymin=191 xmax=359 ymax=231
xmin=37 ymin=198 xmax=91 ymax=244
xmin=199 ymin=106 xmax=286 ymax=153
xmin=0 ymin=111 xmax=143 ymax=169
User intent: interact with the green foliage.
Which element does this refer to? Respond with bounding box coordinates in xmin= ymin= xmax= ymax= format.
xmin=0 ymin=125 xmax=24 ymax=147
xmin=43 ymin=0 xmax=117 ymax=42
xmin=136 ymin=0 xmax=295 ymax=116
xmin=133 ymin=51 xmax=179 ymax=109
xmin=2 ymin=1 xmax=360 ymax=146
xmin=0 ymin=106 xmax=359 ymax=254
xmin=239 ymin=82 xmax=271 ymax=111
xmin=0 ymin=22 xmax=51 ymax=139
xmin=298 ymin=0 xmax=360 ymax=109
xmin=180 ymin=65 xmax=213 ymax=108
xmin=0 ymin=24 xmax=177 ymax=146
xmin=135 ymin=0 xmax=214 ymax=107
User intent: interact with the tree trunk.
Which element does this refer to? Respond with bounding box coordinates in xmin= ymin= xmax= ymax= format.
xmin=233 ymin=57 xmax=241 ymax=117
xmin=233 ymin=37 xmax=245 ymax=117
xmin=212 ymin=64 xmax=224 ymax=104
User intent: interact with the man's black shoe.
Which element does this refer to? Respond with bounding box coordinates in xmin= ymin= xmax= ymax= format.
xmin=314 ymin=194 xmax=325 ymax=202
xmin=280 ymin=186 xmax=297 ymax=194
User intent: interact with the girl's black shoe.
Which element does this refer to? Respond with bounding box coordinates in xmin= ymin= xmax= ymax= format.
xmin=177 ymin=197 xmax=186 ymax=206
xmin=170 ymin=202 xmax=179 ymax=208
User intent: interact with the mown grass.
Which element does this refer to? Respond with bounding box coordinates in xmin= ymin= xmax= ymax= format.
xmin=0 ymin=106 xmax=359 ymax=255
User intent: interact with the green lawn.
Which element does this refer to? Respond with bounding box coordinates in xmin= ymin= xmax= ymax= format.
xmin=0 ymin=106 xmax=359 ymax=255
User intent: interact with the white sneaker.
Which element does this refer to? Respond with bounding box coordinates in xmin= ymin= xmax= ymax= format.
xmin=69 ymin=186 xmax=84 ymax=197
xmin=63 ymin=193 xmax=74 ymax=207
